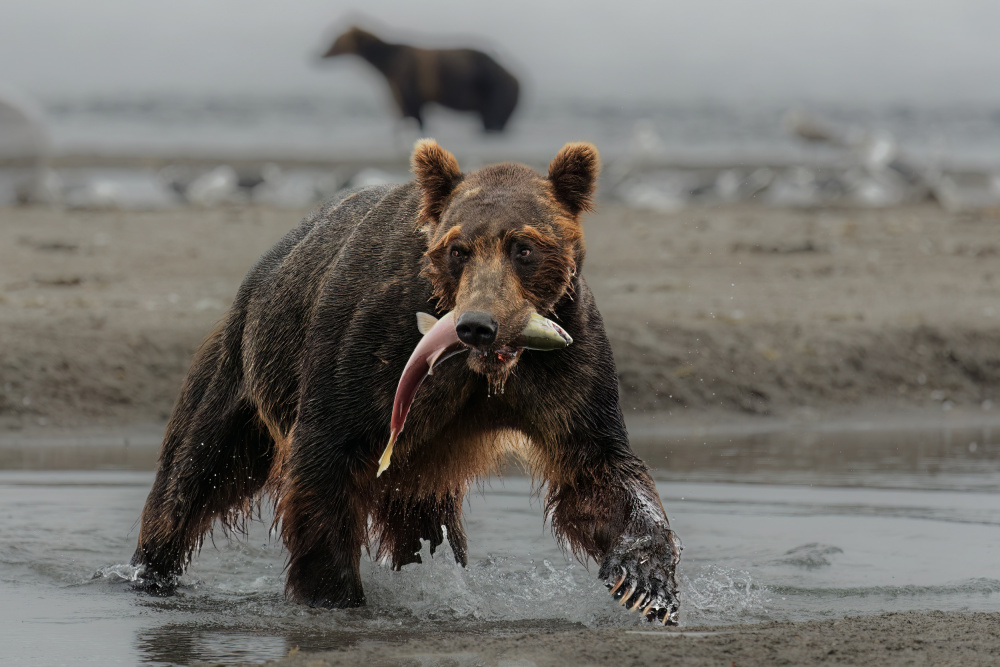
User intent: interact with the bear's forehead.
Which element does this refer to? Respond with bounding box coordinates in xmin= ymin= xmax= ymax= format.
xmin=443 ymin=174 xmax=556 ymax=234
xmin=445 ymin=191 xmax=549 ymax=228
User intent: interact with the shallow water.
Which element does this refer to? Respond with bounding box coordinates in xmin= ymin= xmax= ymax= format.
xmin=1 ymin=421 xmax=999 ymax=666
xmin=42 ymin=94 xmax=1000 ymax=168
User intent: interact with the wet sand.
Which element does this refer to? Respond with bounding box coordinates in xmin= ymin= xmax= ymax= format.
xmin=255 ymin=611 xmax=1000 ymax=667
xmin=2 ymin=202 xmax=999 ymax=431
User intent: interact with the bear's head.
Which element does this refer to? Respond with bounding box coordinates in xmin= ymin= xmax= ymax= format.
xmin=413 ymin=139 xmax=597 ymax=378
xmin=322 ymin=26 xmax=381 ymax=58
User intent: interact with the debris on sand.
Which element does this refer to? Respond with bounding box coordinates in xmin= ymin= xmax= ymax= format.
xmin=608 ymin=111 xmax=1000 ymax=211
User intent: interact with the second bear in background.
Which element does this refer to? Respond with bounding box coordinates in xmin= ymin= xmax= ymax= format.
xmin=322 ymin=26 xmax=520 ymax=132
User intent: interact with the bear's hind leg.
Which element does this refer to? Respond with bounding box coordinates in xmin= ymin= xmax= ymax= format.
xmin=131 ymin=331 xmax=273 ymax=591
xmin=132 ymin=398 xmax=273 ymax=592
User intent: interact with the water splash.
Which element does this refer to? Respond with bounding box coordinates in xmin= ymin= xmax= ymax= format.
xmin=681 ymin=565 xmax=772 ymax=624
xmin=92 ymin=562 xmax=144 ymax=584
xmin=88 ymin=535 xmax=656 ymax=630
xmin=362 ymin=538 xmax=642 ymax=628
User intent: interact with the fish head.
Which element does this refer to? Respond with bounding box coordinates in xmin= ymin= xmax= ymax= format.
xmin=413 ymin=139 xmax=598 ymax=377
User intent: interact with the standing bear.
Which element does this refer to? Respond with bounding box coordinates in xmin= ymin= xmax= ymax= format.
xmin=131 ymin=140 xmax=681 ymax=624
xmin=322 ymin=27 xmax=520 ymax=132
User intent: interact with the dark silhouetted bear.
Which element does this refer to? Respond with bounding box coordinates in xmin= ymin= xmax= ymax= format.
xmin=322 ymin=27 xmax=520 ymax=133
xmin=131 ymin=140 xmax=681 ymax=624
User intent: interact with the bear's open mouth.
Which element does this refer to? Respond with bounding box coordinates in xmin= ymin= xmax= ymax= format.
xmin=470 ymin=344 xmax=521 ymax=367
xmin=466 ymin=344 xmax=524 ymax=385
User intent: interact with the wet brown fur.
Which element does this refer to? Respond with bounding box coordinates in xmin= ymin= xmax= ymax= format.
xmin=323 ymin=27 xmax=520 ymax=132
xmin=131 ymin=139 xmax=680 ymax=621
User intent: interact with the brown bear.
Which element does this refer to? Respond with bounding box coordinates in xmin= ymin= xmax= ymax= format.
xmin=130 ymin=140 xmax=681 ymax=624
xmin=322 ymin=27 xmax=520 ymax=133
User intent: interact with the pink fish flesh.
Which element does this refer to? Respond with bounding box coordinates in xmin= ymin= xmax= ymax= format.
xmin=377 ymin=312 xmax=464 ymax=476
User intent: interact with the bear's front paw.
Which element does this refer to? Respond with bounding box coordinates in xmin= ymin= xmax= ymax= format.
xmin=599 ymin=529 xmax=680 ymax=625
xmin=130 ymin=565 xmax=178 ymax=596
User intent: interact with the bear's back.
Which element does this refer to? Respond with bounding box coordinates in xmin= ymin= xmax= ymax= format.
xmin=234 ymin=182 xmax=428 ymax=425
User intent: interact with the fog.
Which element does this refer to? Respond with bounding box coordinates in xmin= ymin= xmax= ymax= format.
xmin=2 ymin=0 xmax=999 ymax=103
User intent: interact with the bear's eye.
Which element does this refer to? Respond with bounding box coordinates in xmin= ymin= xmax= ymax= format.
xmin=511 ymin=242 xmax=535 ymax=264
xmin=449 ymin=246 xmax=468 ymax=262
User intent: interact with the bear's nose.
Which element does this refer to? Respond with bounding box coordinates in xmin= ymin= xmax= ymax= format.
xmin=455 ymin=311 xmax=498 ymax=348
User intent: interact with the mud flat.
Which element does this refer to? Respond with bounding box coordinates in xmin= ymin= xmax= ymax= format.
xmin=2 ymin=202 xmax=999 ymax=431
xmin=252 ymin=610 xmax=1000 ymax=667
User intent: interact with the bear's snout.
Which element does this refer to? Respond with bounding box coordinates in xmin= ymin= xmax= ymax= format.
xmin=455 ymin=311 xmax=498 ymax=348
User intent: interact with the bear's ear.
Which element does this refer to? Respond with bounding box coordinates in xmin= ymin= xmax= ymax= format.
xmin=547 ymin=142 xmax=599 ymax=216
xmin=411 ymin=138 xmax=463 ymax=223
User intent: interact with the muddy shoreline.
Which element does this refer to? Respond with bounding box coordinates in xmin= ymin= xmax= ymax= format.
xmin=243 ymin=610 xmax=1000 ymax=667
xmin=2 ymin=202 xmax=999 ymax=431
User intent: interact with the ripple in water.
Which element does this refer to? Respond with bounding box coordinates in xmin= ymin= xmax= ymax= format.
xmin=775 ymin=543 xmax=845 ymax=570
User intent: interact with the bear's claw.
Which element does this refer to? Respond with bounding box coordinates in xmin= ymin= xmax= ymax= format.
xmin=606 ymin=575 xmax=677 ymax=625
xmin=601 ymin=528 xmax=681 ymax=626
xmin=608 ymin=566 xmax=627 ymax=594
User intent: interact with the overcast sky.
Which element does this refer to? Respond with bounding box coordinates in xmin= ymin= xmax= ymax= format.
xmin=2 ymin=0 xmax=999 ymax=104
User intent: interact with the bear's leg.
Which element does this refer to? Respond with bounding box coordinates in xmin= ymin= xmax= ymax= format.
xmin=372 ymin=489 xmax=468 ymax=569
xmin=387 ymin=82 xmax=424 ymax=130
xmin=132 ymin=399 xmax=273 ymax=592
xmin=524 ymin=357 xmax=681 ymax=623
xmin=131 ymin=329 xmax=274 ymax=592
xmin=399 ymin=84 xmax=425 ymax=129
xmin=480 ymin=102 xmax=511 ymax=133
xmin=544 ymin=458 xmax=681 ymax=625
xmin=277 ymin=431 xmax=371 ymax=608
xmin=480 ymin=78 xmax=518 ymax=132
